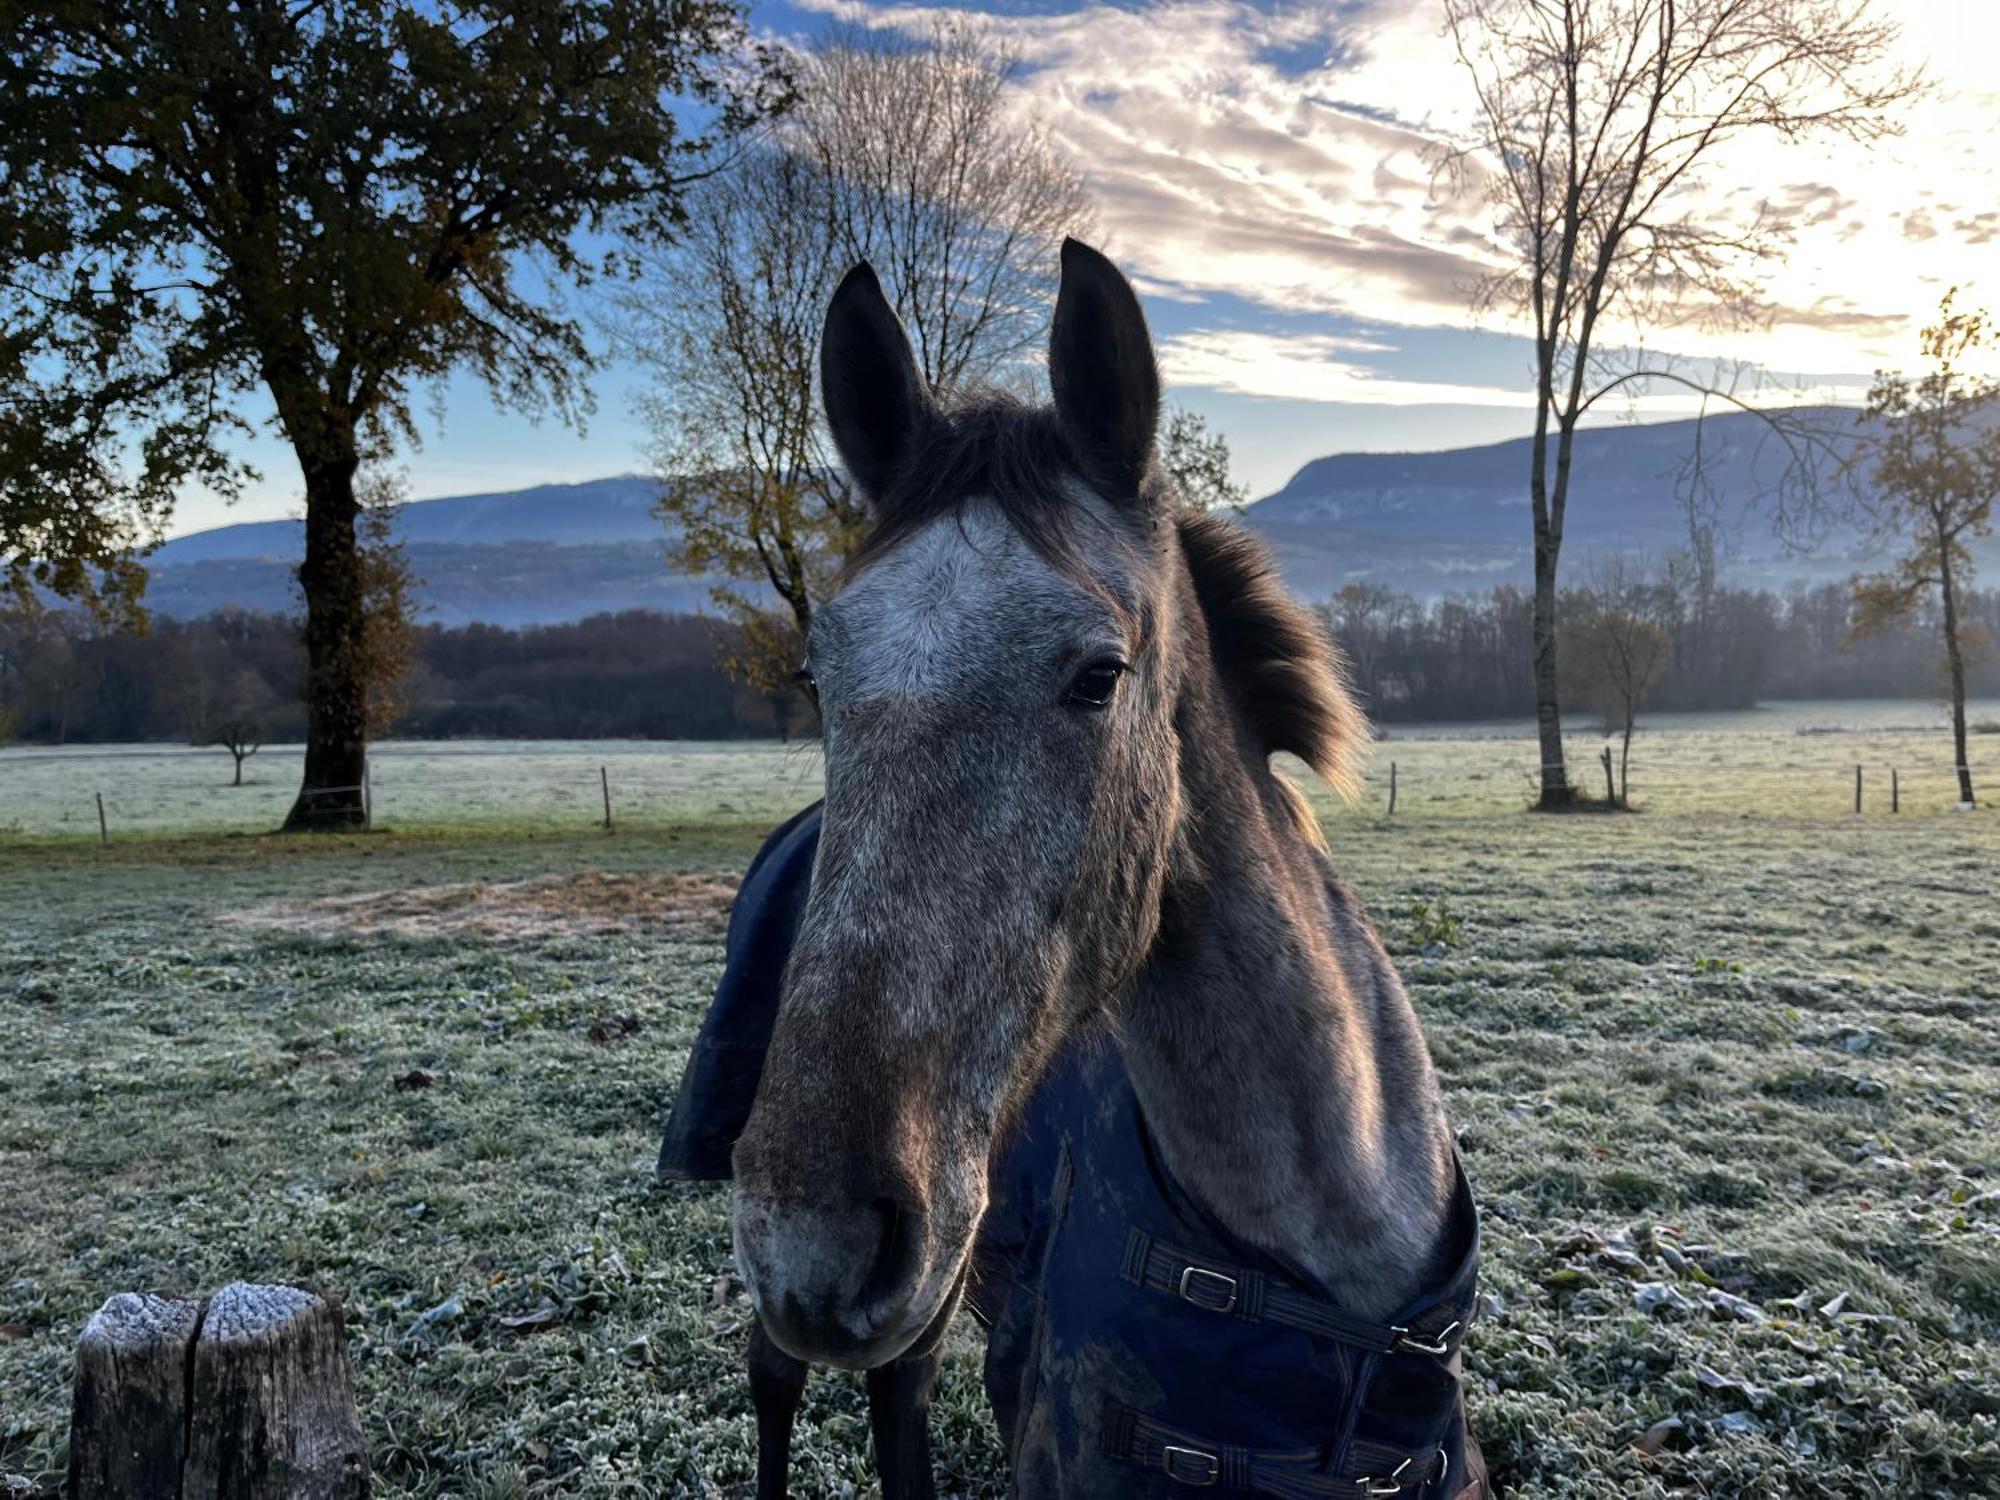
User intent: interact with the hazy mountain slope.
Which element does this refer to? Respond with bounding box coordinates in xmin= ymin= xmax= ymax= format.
xmin=141 ymin=412 xmax=1996 ymax=622
xmin=152 ymin=476 xmax=666 ymax=566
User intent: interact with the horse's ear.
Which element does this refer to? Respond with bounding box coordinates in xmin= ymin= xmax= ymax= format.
xmin=1050 ymin=238 xmax=1161 ymax=505
xmin=821 ymin=262 xmax=932 ymax=503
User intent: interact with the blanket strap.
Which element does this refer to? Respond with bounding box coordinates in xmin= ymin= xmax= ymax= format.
xmin=1104 ymin=1405 xmax=1452 ymax=1497
xmin=1121 ymin=1229 xmax=1464 ymax=1358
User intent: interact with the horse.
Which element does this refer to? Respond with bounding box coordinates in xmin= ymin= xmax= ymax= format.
xmin=725 ymin=239 xmax=1487 ymax=1498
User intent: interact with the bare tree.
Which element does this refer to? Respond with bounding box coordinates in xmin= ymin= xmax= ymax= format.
xmin=1849 ymin=290 xmax=1999 ymax=809
xmin=625 ymin=18 xmax=1092 ymax=687
xmin=628 ymin=150 xmax=856 ymax=691
xmin=1322 ymin=583 xmax=1405 ymax=712
xmin=194 ymin=669 xmax=277 ymax=786
xmin=794 ymin=18 xmax=1094 ymax=393
xmin=1441 ymin=0 xmax=1917 ymax=807
xmin=1560 ymin=554 xmax=1674 ymax=805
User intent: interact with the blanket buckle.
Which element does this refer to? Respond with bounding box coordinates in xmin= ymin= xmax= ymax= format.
xmin=1160 ymin=1443 xmax=1220 ymax=1487
xmin=1357 ymin=1456 xmax=1415 ymax=1495
xmin=1390 ymin=1319 xmax=1460 ymax=1356
xmin=1177 ymin=1265 xmax=1239 ymax=1314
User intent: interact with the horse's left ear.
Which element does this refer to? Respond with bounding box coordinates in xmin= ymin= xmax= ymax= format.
xmin=1050 ymin=238 xmax=1162 ymax=506
xmin=822 ymin=262 xmax=933 ymax=504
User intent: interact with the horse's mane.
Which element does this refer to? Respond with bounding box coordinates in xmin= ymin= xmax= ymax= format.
xmin=846 ymin=394 xmax=1366 ymax=801
xmin=1176 ymin=508 xmax=1367 ymax=804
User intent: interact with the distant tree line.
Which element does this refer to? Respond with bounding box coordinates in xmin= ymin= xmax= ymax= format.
xmin=1326 ymin=575 xmax=1999 ymax=726
xmin=4 ymin=581 xmax=1994 ymax=754
xmin=0 ymin=610 xmax=799 ymax=750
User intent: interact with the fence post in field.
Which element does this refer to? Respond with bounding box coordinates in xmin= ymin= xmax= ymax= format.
xmin=1601 ymin=747 xmax=1616 ymax=805
xmin=68 ymin=1282 xmax=369 ymax=1500
xmin=95 ymin=792 xmax=107 ymax=845
xmin=601 ymin=765 xmax=613 ymax=831
xmin=1892 ymin=767 xmax=1899 ymax=814
xmin=363 ymin=756 xmax=373 ymax=830
xmin=1855 ymin=764 xmax=1863 ymax=815
xmin=1388 ymin=760 xmax=1397 ymax=816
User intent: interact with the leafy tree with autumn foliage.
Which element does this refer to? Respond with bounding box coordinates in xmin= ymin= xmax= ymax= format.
xmin=1 ymin=0 xmax=782 ymax=827
xmin=1851 ymin=291 xmax=2000 ymax=809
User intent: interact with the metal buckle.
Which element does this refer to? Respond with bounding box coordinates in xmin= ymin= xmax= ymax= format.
xmin=1391 ymin=1319 xmax=1460 ymax=1356
xmin=1177 ymin=1265 xmax=1239 ymax=1314
xmin=1358 ymin=1457 xmax=1414 ymax=1495
xmin=1160 ymin=1443 xmax=1220 ymax=1487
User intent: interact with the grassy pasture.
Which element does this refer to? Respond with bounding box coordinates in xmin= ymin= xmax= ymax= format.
xmin=2 ymin=697 xmax=1995 ymax=841
xmin=1 ymin=720 xmax=1997 ymax=1497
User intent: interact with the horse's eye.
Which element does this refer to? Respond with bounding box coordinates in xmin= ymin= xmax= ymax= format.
xmin=792 ymin=663 xmax=817 ymax=699
xmin=1066 ymin=661 xmax=1125 ymax=709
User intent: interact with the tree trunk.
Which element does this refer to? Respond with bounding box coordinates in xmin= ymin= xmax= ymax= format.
xmin=1532 ymin=529 xmax=1572 ymax=807
xmin=1939 ymin=548 xmax=1976 ymax=807
xmin=284 ymin=454 xmax=369 ymax=832
xmin=68 ymin=1282 xmax=370 ymax=1499
xmin=185 ymin=1284 xmax=370 ymax=1498
xmin=1620 ymin=717 xmax=1634 ymax=808
xmin=233 ymin=747 xmax=247 ymax=787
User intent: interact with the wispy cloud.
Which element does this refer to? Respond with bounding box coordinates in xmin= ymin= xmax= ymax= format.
xmin=794 ymin=0 xmax=2000 ymax=401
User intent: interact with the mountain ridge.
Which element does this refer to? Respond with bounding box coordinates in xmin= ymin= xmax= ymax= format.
xmin=140 ymin=409 xmax=1993 ymax=625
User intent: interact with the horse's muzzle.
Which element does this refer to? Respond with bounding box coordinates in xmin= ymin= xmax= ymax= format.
xmin=731 ymin=1182 xmax=950 ymax=1369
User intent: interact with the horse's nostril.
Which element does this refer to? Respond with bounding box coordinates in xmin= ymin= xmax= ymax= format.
xmin=858 ymin=1195 xmax=921 ymax=1314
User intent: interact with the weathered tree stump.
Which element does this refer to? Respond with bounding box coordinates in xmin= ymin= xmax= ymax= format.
xmin=68 ymin=1282 xmax=369 ymax=1500
xmin=68 ymin=1293 xmax=201 ymax=1497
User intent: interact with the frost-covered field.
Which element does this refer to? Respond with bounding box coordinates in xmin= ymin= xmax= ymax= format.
xmin=0 ymin=739 xmax=829 ymax=839
xmin=2 ymin=697 xmax=1996 ymax=839
xmin=1 ymin=729 xmax=1997 ymax=1497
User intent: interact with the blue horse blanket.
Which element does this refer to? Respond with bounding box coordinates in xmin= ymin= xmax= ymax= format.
xmin=660 ymin=807 xmax=1486 ymax=1499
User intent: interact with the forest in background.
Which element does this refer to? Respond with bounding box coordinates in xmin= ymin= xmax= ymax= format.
xmin=3 ymin=573 xmax=1995 ymax=749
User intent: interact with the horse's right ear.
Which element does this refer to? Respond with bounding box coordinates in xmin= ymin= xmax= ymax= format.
xmin=1050 ymin=238 xmax=1161 ymax=505
xmin=821 ymin=263 xmax=932 ymax=503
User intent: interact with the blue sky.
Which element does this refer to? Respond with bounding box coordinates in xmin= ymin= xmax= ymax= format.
xmin=168 ymin=0 xmax=1998 ymax=537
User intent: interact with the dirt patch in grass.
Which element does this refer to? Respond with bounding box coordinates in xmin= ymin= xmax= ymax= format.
xmin=220 ymin=870 xmax=738 ymax=942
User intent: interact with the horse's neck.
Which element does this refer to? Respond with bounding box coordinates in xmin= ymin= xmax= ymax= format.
xmin=1117 ymin=728 xmax=1457 ymax=1319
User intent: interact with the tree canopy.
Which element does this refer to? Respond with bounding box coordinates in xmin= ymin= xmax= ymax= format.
xmin=1 ymin=0 xmax=783 ymax=825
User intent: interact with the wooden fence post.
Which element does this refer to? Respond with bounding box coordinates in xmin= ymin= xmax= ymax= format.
xmin=69 ymin=1282 xmax=369 ymax=1500
xmin=363 ymin=757 xmax=373 ymax=830
xmin=1601 ymin=747 xmax=1616 ymax=806
xmin=1855 ymin=764 xmax=1863 ymax=815
xmin=1388 ymin=760 xmax=1397 ymax=816
xmin=1891 ymin=767 xmax=1899 ymax=814
xmin=601 ymin=765 xmax=613 ymax=831
xmin=95 ymin=792 xmax=108 ymax=845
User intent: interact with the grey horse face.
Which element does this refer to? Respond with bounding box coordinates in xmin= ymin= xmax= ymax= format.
xmin=731 ymin=241 xmax=1176 ymax=1367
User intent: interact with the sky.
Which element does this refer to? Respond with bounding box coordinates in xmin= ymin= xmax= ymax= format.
xmin=169 ymin=0 xmax=2000 ymax=537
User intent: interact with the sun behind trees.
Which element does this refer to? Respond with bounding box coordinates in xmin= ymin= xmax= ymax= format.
xmin=1 ymin=0 xmax=783 ymax=828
